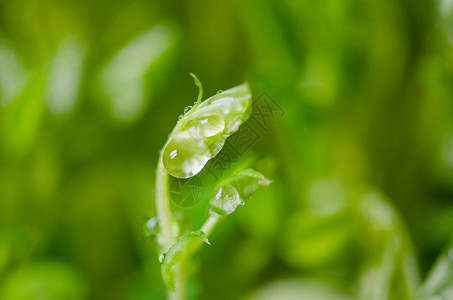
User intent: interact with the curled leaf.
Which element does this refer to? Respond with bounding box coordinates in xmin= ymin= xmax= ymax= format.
xmin=160 ymin=231 xmax=210 ymax=291
xmin=210 ymin=169 xmax=272 ymax=215
xmin=162 ymin=78 xmax=252 ymax=179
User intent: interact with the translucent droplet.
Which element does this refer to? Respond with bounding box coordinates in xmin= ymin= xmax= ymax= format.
xmin=210 ymin=184 xmax=241 ymax=215
xmin=143 ymin=217 xmax=158 ymax=241
xmin=206 ymin=137 xmax=226 ymax=157
xmin=178 ymin=114 xmax=184 ymax=119
xmin=163 ymin=133 xmax=211 ymax=178
xmin=187 ymin=114 xmax=225 ymax=140
xmin=159 ymin=253 xmax=166 ymax=263
xmin=146 ymin=217 xmax=158 ymax=230
xmin=184 ymin=105 xmax=192 ymax=114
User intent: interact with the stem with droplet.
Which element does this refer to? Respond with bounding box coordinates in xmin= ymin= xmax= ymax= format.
xmin=156 ymin=153 xmax=185 ymax=300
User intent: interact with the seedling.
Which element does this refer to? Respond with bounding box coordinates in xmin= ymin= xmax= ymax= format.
xmin=148 ymin=74 xmax=271 ymax=299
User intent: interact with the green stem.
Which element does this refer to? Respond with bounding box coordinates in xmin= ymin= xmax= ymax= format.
xmin=156 ymin=154 xmax=220 ymax=300
xmin=156 ymin=153 xmax=185 ymax=300
xmin=187 ymin=214 xmax=222 ymax=255
xmin=201 ymin=214 xmax=221 ymax=237
xmin=156 ymin=154 xmax=175 ymax=250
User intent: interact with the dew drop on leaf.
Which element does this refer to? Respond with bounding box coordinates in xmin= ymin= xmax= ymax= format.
xmin=184 ymin=105 xmax=192 ymax=114
xmin=187 ymin=114 xmax=225 ymax=140
xmin=209 ymin=168 xmax=271 ymax=215
xmin=210 ymin=185 xmax=241 ymax=215
xmin=163 ymin=134 xmax=211 ymax=178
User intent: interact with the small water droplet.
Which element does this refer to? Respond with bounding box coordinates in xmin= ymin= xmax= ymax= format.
xmin=159 ymin=253 xmax=166 ymax=263
xmin=184 ymin=105 xmax=192 ymax=114
xmin=240 ymin=201 xmax=245 ymax=206
xmin=210 ymin=185 xmax=241 ymax=215
xmin=216 ymin=90 xmax=224 ymax=94
xmin=178 ymin=114 xmax=184 ymax=119
xmin=258 ymin=178 xmax=272 ymax=186
xmin=146 ymin=217 xmax=158 ymax=230
xmin=143 ymin=217 xmax=159 ymax=241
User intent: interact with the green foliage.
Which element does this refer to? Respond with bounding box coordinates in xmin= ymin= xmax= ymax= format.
xmin=418 ymin=239 xmax=453 ymax=299
xmin=1 ymin=0 xmax=453 ymax=299
xmin=0 ymin=262 xmax=86 ymax=300
xmin=160 ymin=231 xmax=209 ymax=291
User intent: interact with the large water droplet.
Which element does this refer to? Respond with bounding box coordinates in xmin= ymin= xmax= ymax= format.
xmin=163 ymin=132 xmax=212 ymax=178
xmin=187 ymin=114 xmax=225 ymax=140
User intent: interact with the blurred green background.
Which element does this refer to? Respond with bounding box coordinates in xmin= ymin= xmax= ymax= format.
xmin=1 ymin=0 xmax=453 ymax=299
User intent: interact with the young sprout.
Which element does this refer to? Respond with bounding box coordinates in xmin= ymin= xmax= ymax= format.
xmin=152 ymin=75 xmax=271 ymax=300
xmin=161 ymin=76 xmax=251 ymax=179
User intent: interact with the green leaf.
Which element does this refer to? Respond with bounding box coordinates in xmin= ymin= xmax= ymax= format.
xmin=162 ymin=78 xmax=252 ymax=179
xmin=210 ymin=169 xmax=271 ymax=215
xmin=419 ymin=239 xmax=453 ymax=299
xmin=160 ymin=231 xmax=210 ymax=291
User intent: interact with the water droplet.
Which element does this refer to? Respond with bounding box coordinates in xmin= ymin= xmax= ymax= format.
xmin=145 ymin=217 xmax=158 ymax=230
xmin=216 ymin=90 xmax=224 ymax=94
xmin=178 ymin=114 xmax=183 ymax=119
xmin=163 ymin=116 xmax=228 ymax=178
xmin=184 ymin=105 xmax=192 ymax=114
xmin=258 ymin=178 xmax=272 ymax=186
xmin=143 ymin=217 xmax=158 ymax=241
xmin=163 ymin=133 xmax=211 ymax=178
xmin=159 ymin=253 xmax=166 ymax=263
xmin=187 ymin=114 xmax=225 ymax=140
xmin=240 ymin=201 xmax=245 ymax=206
xmin=210 ymin=185 xmax=241 ymax=215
